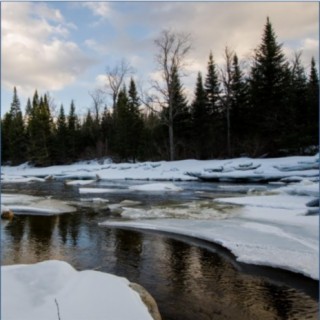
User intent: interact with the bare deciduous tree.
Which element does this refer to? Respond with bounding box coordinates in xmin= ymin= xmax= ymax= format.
xmin=105 ymin=59 xmax=133 ymax=110
xmin=149 ymin=29 xmax=192 ymax=161
xmin=88 ymin=88 xmax=106 ymax=122
xmin=220 ymin=46 xmax=234 ymax=157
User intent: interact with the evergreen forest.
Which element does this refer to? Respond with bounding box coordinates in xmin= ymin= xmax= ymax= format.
xmin=2 ymin=18 xmax=319 ymax=167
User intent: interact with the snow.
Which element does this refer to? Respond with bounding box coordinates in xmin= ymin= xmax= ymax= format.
xmin=2 ymin=154 xmax=318 ymax=182
xmin=65 ymin=179 xmax=96 ymax=186
xmin=1 ymin=260 xmax=153 ymax=320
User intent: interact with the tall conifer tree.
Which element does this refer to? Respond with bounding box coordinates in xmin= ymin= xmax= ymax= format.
xmin=250 ymin=17 xmax=290 ymax=153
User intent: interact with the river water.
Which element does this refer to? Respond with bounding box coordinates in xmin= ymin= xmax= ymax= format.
xmin=1 ymin=180 xmax=318 ymax=320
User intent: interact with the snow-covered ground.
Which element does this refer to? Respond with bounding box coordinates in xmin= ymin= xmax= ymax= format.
xmin=1 ymin=155 xmax=319 ymax=280
xmin=1 ymin=154 xmax=319 ymax=182
xmin=1 ymin=260 xmax=155 ymax=320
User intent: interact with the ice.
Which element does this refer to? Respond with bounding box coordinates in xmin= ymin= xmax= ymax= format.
xmin=1 ymin=260 xmax=153 ymax=320
xmin=215 ymin=194 xmax=313 ymax=210
xmin=129 ymin=182 xmax=182 ymax=191
xmin=1 ymin=194 xmax=76 ymax=215
xmin=100 ymin=179 xmax=319 ymax=280
xmin=65 ymin=179 xmax=96 ymax=186
xmin=79 ymin=187 xmax=130 ymax=194
xmin=277 ymin=180 xmax=319 ymax=197
xmin=101 ymin=214 xmax=318 ymax=280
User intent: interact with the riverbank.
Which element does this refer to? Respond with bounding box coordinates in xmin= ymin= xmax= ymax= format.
xmin=2 ymin=154 xmax=319 ymax=182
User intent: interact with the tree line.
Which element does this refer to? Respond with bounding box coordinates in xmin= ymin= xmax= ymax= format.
xmin=2 ymin=18 xmax=318 ymax=166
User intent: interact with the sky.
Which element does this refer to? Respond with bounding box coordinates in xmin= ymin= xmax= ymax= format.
xmin=1 ymin=2 xmax=319 ymax=116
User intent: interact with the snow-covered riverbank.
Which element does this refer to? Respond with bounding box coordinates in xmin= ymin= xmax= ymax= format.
xmin=2 ymin=154 xmax=319 ymax=182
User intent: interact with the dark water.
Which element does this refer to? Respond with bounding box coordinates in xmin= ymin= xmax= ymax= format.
xmin=1 ymin=181 xmax=319 ymax=320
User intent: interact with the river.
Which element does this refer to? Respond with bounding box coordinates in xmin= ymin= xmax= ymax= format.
xmin=1 ymin=180 xmax=318 ymax=320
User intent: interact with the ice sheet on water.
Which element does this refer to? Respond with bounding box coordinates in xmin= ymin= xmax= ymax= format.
xmin=129 ymin=182 xmax=182 ymax=191
xmin=2 ymin=194 xmax=76 ymax=215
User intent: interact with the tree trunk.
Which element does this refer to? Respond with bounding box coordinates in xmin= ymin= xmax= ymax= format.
xmin=169 ymin=123 xmax=174 ymax=161
xmin=168 ymin=96 xmax=175 ymax=161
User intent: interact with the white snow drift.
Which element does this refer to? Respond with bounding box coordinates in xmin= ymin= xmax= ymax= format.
xmin=1 ymin=260 xmax=154 ymax=320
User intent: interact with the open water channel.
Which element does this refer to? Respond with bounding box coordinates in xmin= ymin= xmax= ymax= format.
xmin=1 ymin=180 xmax=318 ymax=320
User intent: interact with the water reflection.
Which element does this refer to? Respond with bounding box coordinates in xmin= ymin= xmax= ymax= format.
xmin=1 ymin=210 xmax=318 ymax=320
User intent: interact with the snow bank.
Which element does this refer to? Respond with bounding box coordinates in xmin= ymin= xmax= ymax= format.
xmin=1 ymin=260 xmax=154 ymax=320
xmin=2 ymin=154 xmax=318 ymax=182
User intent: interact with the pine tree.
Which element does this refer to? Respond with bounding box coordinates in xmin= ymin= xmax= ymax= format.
xmin=5 ymin=87 xmax=27 ymax=164
xmin=204 ymin=52 xmax=222 ymax=157
xmin=170 ymin=67 xmax=191 ymax=159
xmin=67 ymin=100 xmax=80 ymax=162
xmin=81 ymin=110 xmax=96 ymax=159
xmin=230 ymin=54 xmax=250 ymax=153
xmin=205 ymin=52 xmax=221 ymax=114
xmin=114 ymin=86 xmax=130 ymax=160
xmin=53 ymin=105 xmax=68 ymax=163
xmin=128 ymin=78 xmax=144 ymax=161
xmin=191 ymin=72 xmax=209 ymax=159
xmin=286 ymin=52 xmax=308 ymax=149
xmin=250 ymin=17 xmax=290 ymax=154
xmin=1 ymin=113 xmax=12 ymax=163
xmin=306 ymin=57 xmax=319 ymax=147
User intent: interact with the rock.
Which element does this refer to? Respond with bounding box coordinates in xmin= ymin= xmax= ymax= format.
xmin=1 ymin=209 xmax=14 ymax=220
xmin=129 ymin=282 xmax=162 ymax=320
xmin=306 ymin=199 xmax=319 ymax=207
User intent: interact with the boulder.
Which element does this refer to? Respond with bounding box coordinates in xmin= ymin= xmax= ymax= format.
xmin=129 ymin=282 xmax=162 ymax=320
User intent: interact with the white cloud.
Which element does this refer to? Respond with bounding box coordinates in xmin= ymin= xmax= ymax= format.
xmin=82 ymin=3 xmax=111 ymax=19
xmin=2 ymin=3 xmax=95 ymax=96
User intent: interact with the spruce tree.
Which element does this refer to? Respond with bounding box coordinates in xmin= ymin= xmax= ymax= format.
xmin=54 ymin=105 xmax=68 ymax=163
xmin=204 ymin=52 xmax=221 ymax=157
xmin=306 ymin=57 xmax=319 ymax=147
xmin=6 ymin=87 xmax=26 ymax=164
xmin=1 ymin=113 xmax=12 ymax=163
xmin=250 ymin=17 xmax=290 ymax=154
xmin=191 ymin=72 xmax=209 ymax=159
xmin=81 ymin=110 xmax=96 ymax=159
xmin=128 ymin=78 xmax=144 ymax=161
xmin=287 ymin=52 xmax=308 ymax=149
xmin=67 ymin=100 xmax=79 ymax=162
xmin=170 ymin=67 xmax=191 ymax=159
xmin=205 ymin=51 xmax=221 ymax=114
xmin=114 ymin=86 xmax=130 ymax=160
xmin=230 ymin=54 xmax=250 ymax=153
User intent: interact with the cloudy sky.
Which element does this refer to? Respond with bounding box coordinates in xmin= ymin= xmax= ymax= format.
xmin=2 ymin=2 xmax=318 ymax=116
